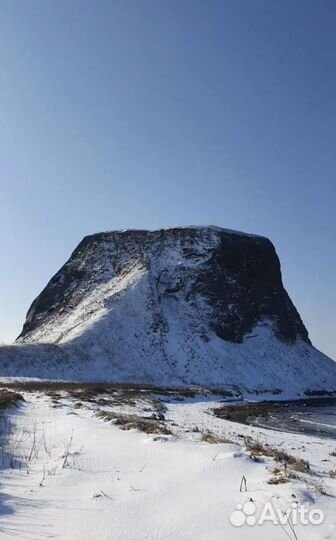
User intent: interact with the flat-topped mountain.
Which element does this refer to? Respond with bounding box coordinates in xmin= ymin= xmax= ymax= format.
xmin=0 ymin=226 xmax=335 ymax=396
xmin=18 ymin=226 xmax=309 ymax=346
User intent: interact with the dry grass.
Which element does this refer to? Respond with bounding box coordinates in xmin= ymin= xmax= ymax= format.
xmin=0 ymin=389 xmax=24 ymax=410
xmin=95 ymin=410 xmax=172 ymax=435
xmin=268 ymin=466 xmax=300 ymax=484
xmin=313 ymin=481 xmax=329 ymax=496
xmin=287 ymin=471 xmax=300 ymax=480
xmin=245 ymin=437 xmax=310 ymax=473
xmin=0 ymin=382 xmax=170 ymax=416
xmin=73 ymin=402 xmax=83 ymax=409
xmin=268 ymin=475 xmax=289 ymax=485
xmin=291 ymin=457 xmax=311 ymax=473
xmin=0 ymin=380 xmax=234 ymax=399
xmin=201 ymin=431 xmax=233 ymax=444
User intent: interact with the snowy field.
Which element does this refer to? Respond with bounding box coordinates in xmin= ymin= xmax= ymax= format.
xmin=1 ymin=388 xmax=336 ymax=540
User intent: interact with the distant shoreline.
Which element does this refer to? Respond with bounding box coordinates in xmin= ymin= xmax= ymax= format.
xmin=215 ymin=397 xmax=336 ymax=439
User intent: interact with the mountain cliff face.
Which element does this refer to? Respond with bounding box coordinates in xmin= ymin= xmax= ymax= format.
xmin=18 ymin=227 xmax=308 ymax=345
xmin=1 ymin=226 xmax=335 ymax=396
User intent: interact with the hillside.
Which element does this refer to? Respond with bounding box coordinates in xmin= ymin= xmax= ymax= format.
xmin=0 ymin=226 xmax=335 ymax=397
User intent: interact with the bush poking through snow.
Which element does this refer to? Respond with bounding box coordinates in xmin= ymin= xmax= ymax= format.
xmin=95 ymin=410 xmax=172 ymax=435
xmin=200 ymin=431 xmax=233 ymax=444
xmin=313 ymin=480 xmax=330 ymax=496
xmin=0 ymin=389 xmax=24 ymax=409
xmin=291 ymin=457 xmax=310 ymax=473
xmin=73 ymin=402 xmax=83 ymax=409
xmin=244 ymin=436 xmax=310 ymax=473
xmin=267 ymin=475 xmax=289 ymax=485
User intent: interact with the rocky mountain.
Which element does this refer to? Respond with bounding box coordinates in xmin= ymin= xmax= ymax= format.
xmin=1 ymin=226 xmax=336 ymax=397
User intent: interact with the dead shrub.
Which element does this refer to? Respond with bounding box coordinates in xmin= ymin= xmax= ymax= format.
xmin=0 ymin=390 xmax=24 ymax=409
xmin=245 ymin=437 xmax=310 ymax=473
xmin=96 ymin=410 xmax=171 ymax=435
xmin=268 ymin=475 xmax=289 ymax=485
xmin=201 ymin=431 xmax=233 ymax=444
xmin=73 ymin=402 xmax=83 ymax=409
xmin=290 ymin=457 xmax=310 ymax=473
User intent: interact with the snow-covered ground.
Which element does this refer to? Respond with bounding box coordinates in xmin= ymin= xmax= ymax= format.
xmin=1 ymin=390 xmax=336 ymax=539
xmin=2 ymin=324 xmax=336 ymax=399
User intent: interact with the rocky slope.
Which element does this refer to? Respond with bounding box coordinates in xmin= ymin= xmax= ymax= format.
xmin=1 ymin=226 xmax=336 ymax=396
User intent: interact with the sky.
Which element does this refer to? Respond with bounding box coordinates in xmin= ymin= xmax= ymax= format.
xmin=0 ymin=0 xmax=335 ymax=358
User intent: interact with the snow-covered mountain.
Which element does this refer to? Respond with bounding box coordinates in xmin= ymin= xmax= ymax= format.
xmin=1 ymin=226 xmax=336 ymax=396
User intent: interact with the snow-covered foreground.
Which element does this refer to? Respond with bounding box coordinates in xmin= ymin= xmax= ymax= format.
xmin=1 ymin=392 xmax=336 ymax=539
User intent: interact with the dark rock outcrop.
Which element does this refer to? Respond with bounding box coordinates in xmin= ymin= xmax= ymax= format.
xmin=17 ymin=226 xmax=309 ymax=346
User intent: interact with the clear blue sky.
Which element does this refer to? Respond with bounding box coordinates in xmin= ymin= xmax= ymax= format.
xmin=0 ymin=0 xmax=335 ymax=358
